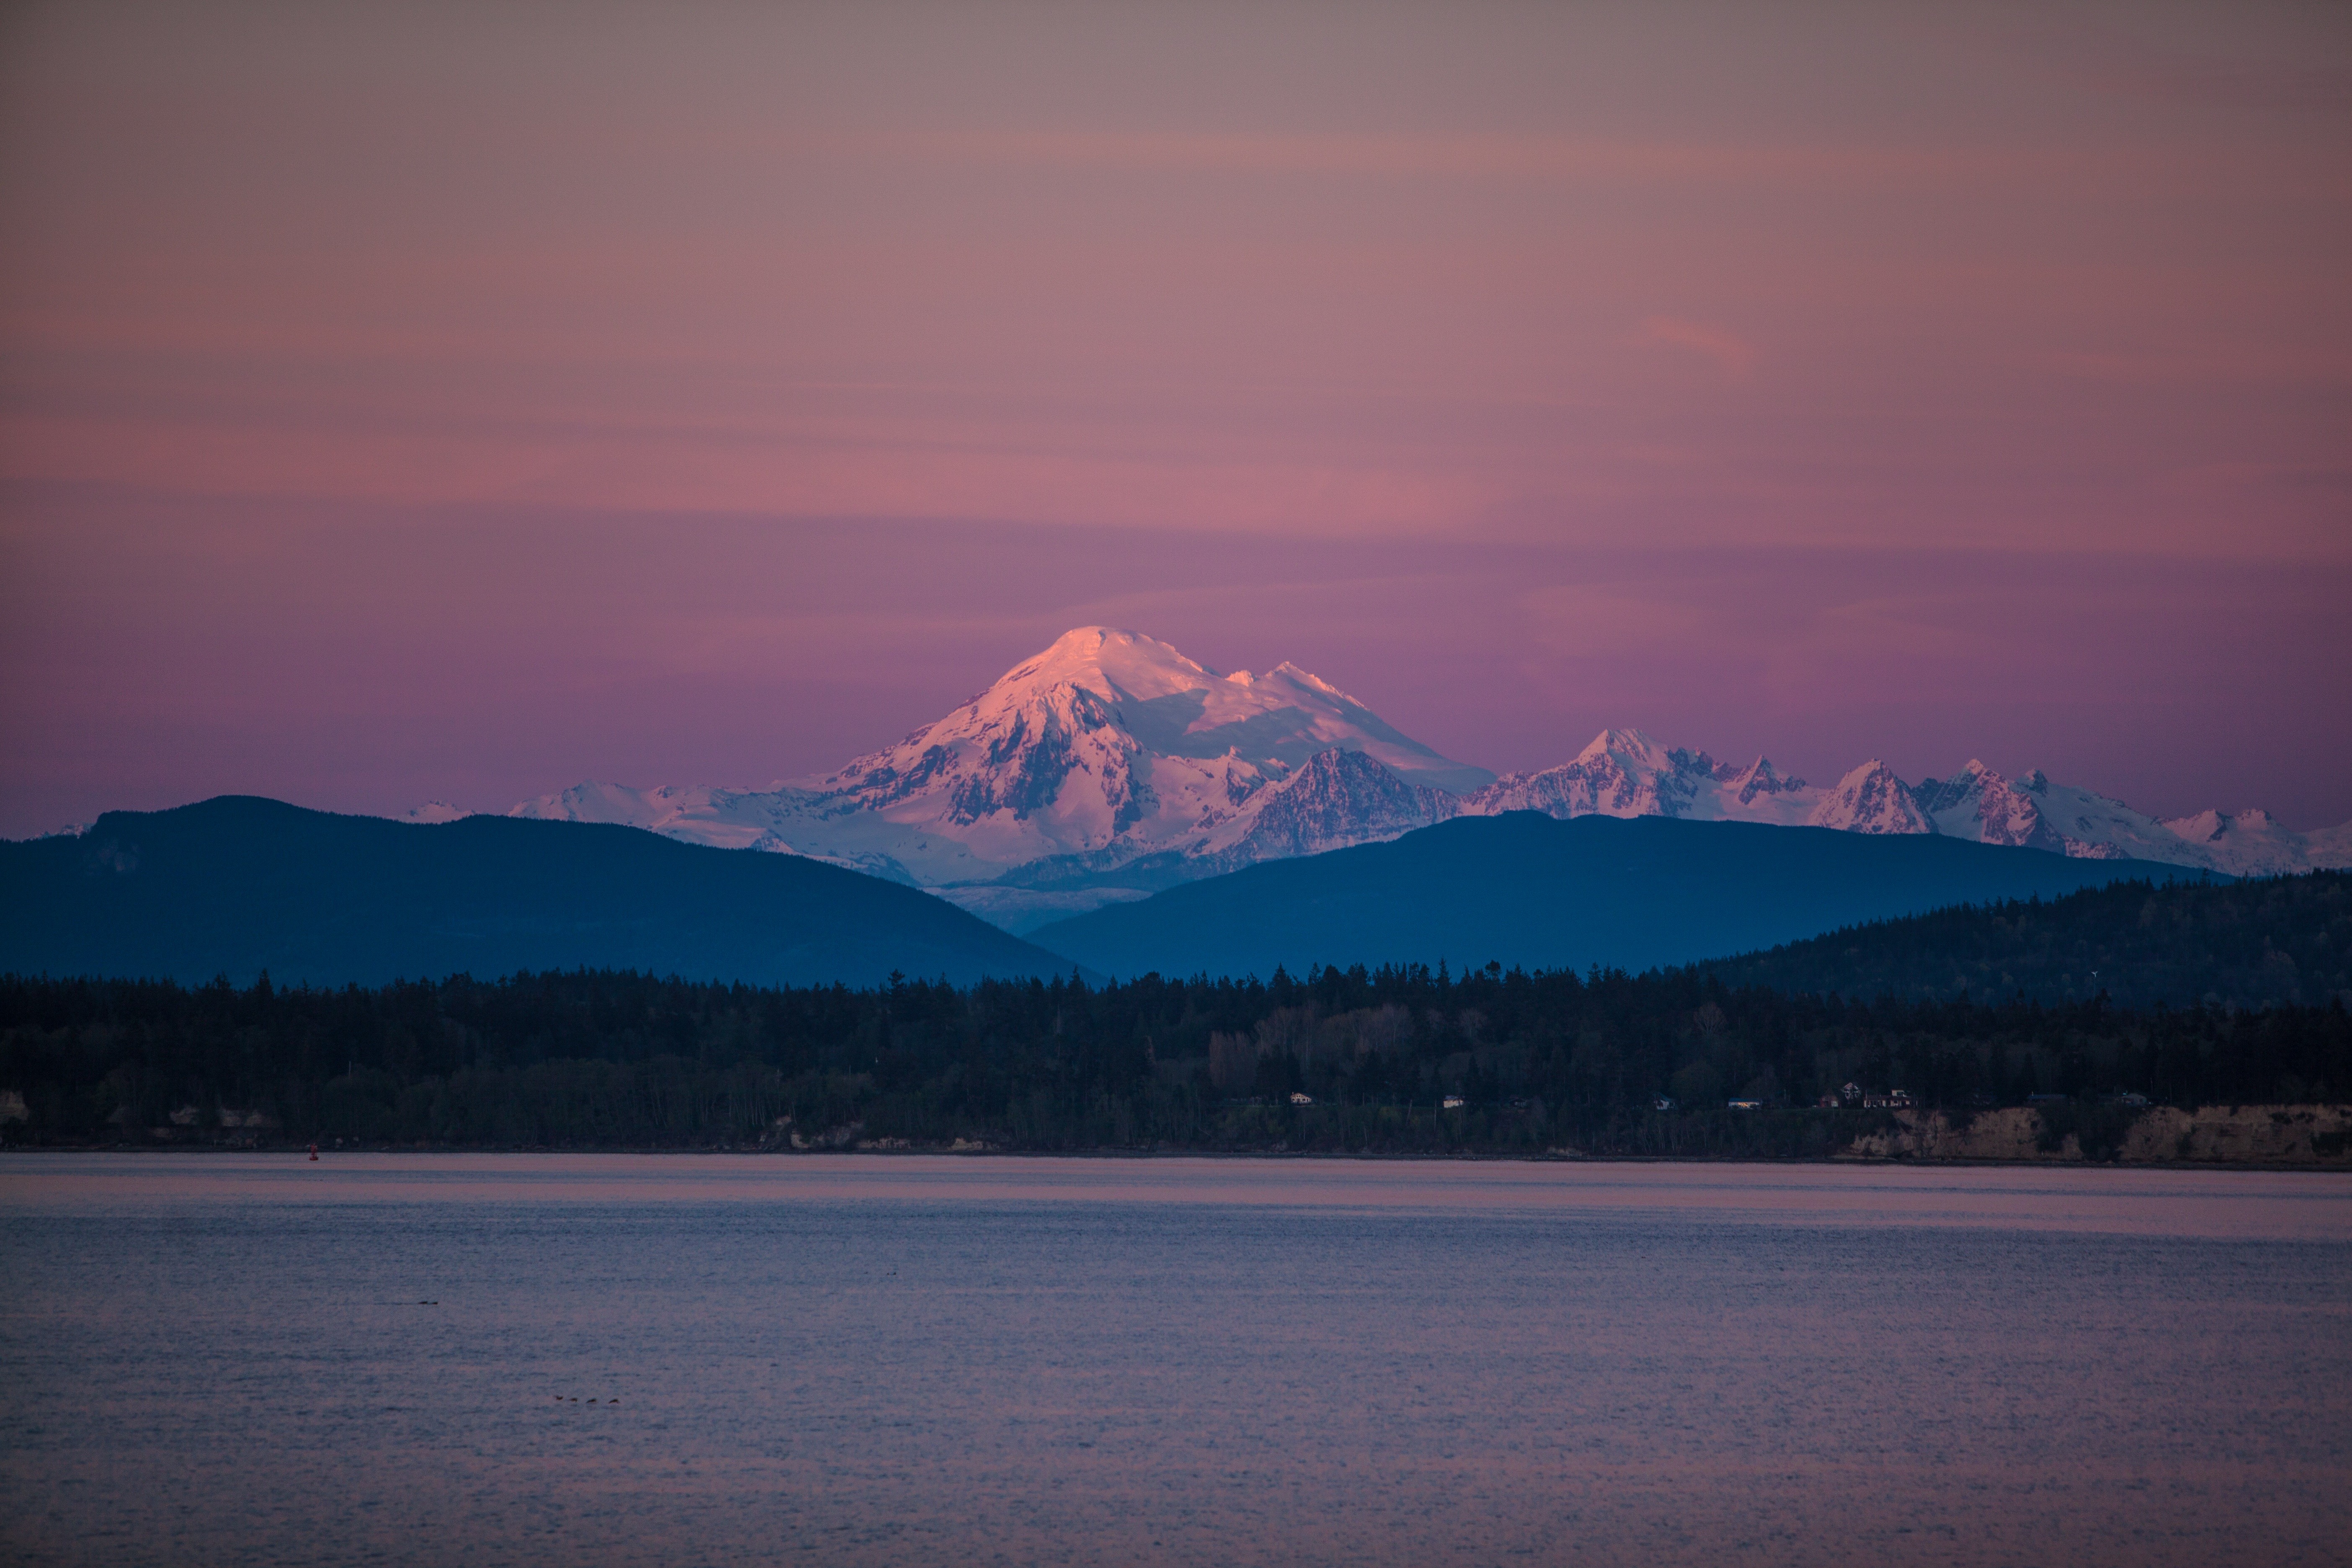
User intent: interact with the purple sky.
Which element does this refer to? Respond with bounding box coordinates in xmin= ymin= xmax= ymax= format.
xmin=3 ymin=3 xmax=2348 ymax=835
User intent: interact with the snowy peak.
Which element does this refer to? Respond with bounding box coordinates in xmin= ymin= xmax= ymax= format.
xmin=1458 ymin=732 xmax=2347 ymax=876
xmin=1575 ymin=727 xmax=1661 ymax=765
xmin=1266 ymin=660 xmax=1346 ymax=696
xmin=1921 ymin=760 xmax=2057 ymax=850
xmin=1571 ymin=727 xmax=1705 ymax=779
xmin=1914 ymin=761 xmax=2131 ymax=859
xmin=996 ymin=626 xmax=1219 ymax=704
xmin=477 ymin=632 xmax=2351 ymax=928
xmin=507 ymin=628 xmax=1492 ymax=900
xmin=1808 ymin=761 xmax=1932 ymax=835
xmin=1724 ymin=756 xmax=1806 ymax=805
xmin=808 ymin=627 xmax=1487 ymax=800
xmin=1466 ymin=730 xmax=1805 ymax=827
xmin=2165 ymin=807 xmax=2280 ymax=845
xmin=1194 ymin=747 xmax=1460 ymax=872
xmin=976 ymin=632 xmax=1396 ymax=761
xmin=2168 ymin=809 xmax=2227 ymax=844
xmin=2156 ymin=807 xmax=2352 ymax=876
xmin=1914 ymin=760 xmax=1996 ymax=818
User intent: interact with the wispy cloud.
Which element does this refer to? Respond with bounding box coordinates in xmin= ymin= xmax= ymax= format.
xmin=1638 ymin=317 xmax=1755 ymax=379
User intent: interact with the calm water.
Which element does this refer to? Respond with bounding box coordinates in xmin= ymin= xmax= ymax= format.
xmin=3 ymin=1155 xmax=2348 ymax=1567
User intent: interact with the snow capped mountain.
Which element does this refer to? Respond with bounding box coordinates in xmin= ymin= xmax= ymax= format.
xmin=508 ymin=628 xmax=1494 ymax=925
xmin=1463 ymin=729 xmax=1816 ymax=827
xmin=1915 ymin=761 xmax=2144 ymax=860
xmin=792 ymin=626 xmax=1486 ymax=862
xmin=1461 ymin=736 xmax=2346 ymax=878
xmin=397 ymin=802 xmax=472 ymax=825
xmin=2159 ymin=808 xmax=2352 ymax=878
xmin=1191 ymin=745 xmax=1462 ymax=873
xmin=442 ymin=628 xmax=2347 ymax=928
xmin=1806 ymin=762 xmax=1933 ymax=835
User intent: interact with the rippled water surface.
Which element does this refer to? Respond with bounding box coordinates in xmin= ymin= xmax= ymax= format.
xmin=4 ymin=1154 xmax=2348 ymax=1566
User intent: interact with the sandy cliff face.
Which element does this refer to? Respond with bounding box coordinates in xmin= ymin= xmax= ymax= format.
xmin=2119 ymin=1104 xmax=2352 ymax=1165
xmin=1844 ymin=1107 xmax=2047 ymax=1161
xmin=1843 ymin=1104 xmax=2352 ymax=1165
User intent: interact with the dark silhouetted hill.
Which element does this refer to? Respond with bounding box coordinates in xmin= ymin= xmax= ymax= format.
xmin=1702 ymin=870 xmax=2349 ymax=1010
xmin=0 ymin=797 xmax=1073 ymax=988
xmin=1030 ymin=812 xmax=2213 ymax=980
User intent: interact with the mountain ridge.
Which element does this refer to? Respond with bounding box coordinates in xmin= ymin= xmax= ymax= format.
xmin=1700 ymin=868 xmax=2349 ymax=1012
xmin=0 ymin=796 xmax=1074 ymax=988
xmin=55 ymin=627 xmax=2332 ymax=924
xmin=1028 ymin=812 xmax=2222 ymax=982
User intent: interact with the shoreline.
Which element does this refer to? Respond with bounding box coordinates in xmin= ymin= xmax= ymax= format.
xmin=9 ymin=1110 xmax=2351 ymax=1172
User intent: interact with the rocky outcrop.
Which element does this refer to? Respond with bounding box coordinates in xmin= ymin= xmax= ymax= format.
xmin=1808 ymin=761 xmax=1934 ymax=834
xmin=1191 ymin=748 xmax=1459 ymax=874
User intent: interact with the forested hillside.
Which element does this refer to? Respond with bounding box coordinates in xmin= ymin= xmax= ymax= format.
xmin=1707 ymin=872 xmax=2350 ymax=1011
xmin=0 ymin=796 xmax=1069 ymax=988
xmin=1030 ymin=813 xmax=2202 ymax=980
xmin=4 ymin=965 xmax=2343 ymax=1158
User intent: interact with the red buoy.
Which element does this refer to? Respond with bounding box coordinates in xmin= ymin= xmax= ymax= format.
xmin=308 ymin=1144 xmax=318 ymax=1161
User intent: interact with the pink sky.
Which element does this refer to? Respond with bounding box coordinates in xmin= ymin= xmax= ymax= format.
xmin=3 ymin=3 xmax=2348 ymax=836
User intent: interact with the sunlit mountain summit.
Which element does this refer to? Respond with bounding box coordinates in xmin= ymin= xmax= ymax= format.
xmin=1459 ymin=730 xmax=2345 ymax=872
xmin=510 ymin=629 xmax=1489 ymax=924
xmin=490 ymin=627 xmax=2351 ymax=930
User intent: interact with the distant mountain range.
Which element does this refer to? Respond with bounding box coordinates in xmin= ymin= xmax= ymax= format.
xmin=0 ymin=797 xmax=1070 ymax=988
xmin=0 ymin=795 xmax=2230 ymax=998
xmin=491 ymin=628 xmax=1495 ymax=927
xmin=1026 ymin=813 xmax=2210 ymax=981
xmin=23 ymin=627 xmax=2349 ymax=934
xmin=461 ymin=627 xmax=2349 ymax=929
xmin=1473 ymin=728 xmax=2350 ymax=874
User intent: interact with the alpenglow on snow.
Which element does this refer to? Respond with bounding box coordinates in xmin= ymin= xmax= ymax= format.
xmin=402 ymin=627 xmax=2345 ymax=929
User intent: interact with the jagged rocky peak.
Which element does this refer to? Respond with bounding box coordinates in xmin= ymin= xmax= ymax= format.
xmin=1912 ymin=759 xmax=2157 ymax=860
xmin=1575 ymin=727 xmax=1714 ymax=774
xmin=1808 ymin=761 xmax=1932 ymax=835
xmin=1576 ymin=727 xmax=1660 ymax=763
xmin=2167 ymin=809 xmax=2228 ymax=843
xmin=1917 ymin=759 xmax=2058 ymax=851
xmin=1723 ymin=755 xmax=1805 ymax=803
xmin=1466 ymin=728 xmax=1795 ymax=823
xmin=1199 ymin=747 xmax=1462 ymax=871
xmin=1916 ymin=758 xmax=2003 ymax=815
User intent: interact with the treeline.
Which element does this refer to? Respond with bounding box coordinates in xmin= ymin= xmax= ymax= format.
xmin=1707 ymin=870 xmax=2352 ymax=1011
xmin=3 ymin=963 xmax=2346 ymax=1156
